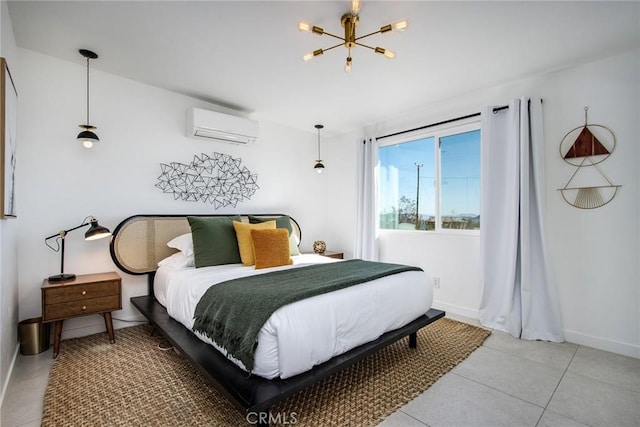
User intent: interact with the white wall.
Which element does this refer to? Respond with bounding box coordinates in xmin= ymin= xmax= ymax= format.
xmin=15 ymin=48 xmax=329 ymax=339
xmin=0 ymin=0 xmax=19 ymax=408
xmin=329 ymin=49 xmax=640 ymax=358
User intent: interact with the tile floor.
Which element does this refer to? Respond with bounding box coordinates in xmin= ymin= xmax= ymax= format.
xmin=1 ymin=319 xmax=639 ymax=427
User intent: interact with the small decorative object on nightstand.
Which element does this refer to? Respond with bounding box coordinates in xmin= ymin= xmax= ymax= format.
xmin=42 ymin=271 xmax=122 ymax=358
xmin=313 ymin=240 xmax=326 ymax=255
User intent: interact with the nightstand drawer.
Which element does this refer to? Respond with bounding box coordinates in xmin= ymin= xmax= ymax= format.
xmin=44 ymin=294 xmax=120 ymax=321
xmin=43 ymin=280 xmax=119 ymax=304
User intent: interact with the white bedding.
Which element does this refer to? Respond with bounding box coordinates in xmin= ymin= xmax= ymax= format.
xmin=154 ymin=254 xmax=433 ymax=379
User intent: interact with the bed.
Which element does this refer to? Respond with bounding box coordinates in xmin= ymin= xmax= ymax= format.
xmin=110 ymin=214 xmax=445 ymax=424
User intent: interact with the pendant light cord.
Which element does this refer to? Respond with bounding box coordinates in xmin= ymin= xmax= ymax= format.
xmin=86 ymin=56 xmax=90 ymax=125
xmin=317 ymin=128 xmax=321 ymax=159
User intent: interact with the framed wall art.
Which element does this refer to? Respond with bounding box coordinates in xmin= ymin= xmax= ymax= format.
xmin=1 ymin=57 xmax=17 ymax=218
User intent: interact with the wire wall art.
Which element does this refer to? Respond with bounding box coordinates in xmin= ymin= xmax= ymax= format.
xmin=156 ymin=152 xmax=259 ymax=209
xmin=558 ymin=107 xmax=620 ymax=209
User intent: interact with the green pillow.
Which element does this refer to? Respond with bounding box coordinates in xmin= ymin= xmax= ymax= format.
xmin=187 ymin=215 xmax=242 ymax=267
xmin=248 ymin=215 xmax=300 ymax=256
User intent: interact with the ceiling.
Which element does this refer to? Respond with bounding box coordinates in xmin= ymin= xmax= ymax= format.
xmin=7 ymin=1 xmax=640 ymax=135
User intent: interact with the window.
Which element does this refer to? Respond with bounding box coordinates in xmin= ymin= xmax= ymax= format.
xmin=378 ymin=122 xmax=480 ymax=232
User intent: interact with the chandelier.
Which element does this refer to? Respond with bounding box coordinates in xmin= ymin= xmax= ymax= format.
xmin=298 ymin=0 xmax=408 ymax=73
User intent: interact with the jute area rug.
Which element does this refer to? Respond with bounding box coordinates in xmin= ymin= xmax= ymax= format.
xmin=42 ymin=319 xmax=489 ymax=426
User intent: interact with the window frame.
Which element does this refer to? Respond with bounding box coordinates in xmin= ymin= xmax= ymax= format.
xmin=377 ymin=117 xmax=481 ymax=235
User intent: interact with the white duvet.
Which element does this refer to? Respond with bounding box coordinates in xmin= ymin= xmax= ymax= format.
xmin=154 ymin=254 xmax=433 ymax=379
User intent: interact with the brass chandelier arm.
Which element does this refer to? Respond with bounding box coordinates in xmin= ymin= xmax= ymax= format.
xmin=321 ymin=30 xmax=346 ymax=42
xmin=304 ymin=41 xmax=344 ymax=62
xmin=322 ymin=42 xmax=345 ymax=53
xmin=354 ymin=41 xmax=376 ymax=51
xmin=354 ymin=29 xmax=383 ymax=41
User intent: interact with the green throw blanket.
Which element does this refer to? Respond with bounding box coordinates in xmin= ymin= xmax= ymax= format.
xmin=192 ymin=259 xmax=423 ymax=372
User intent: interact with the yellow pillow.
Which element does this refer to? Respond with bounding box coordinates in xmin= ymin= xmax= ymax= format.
xmin=233 ymin=220 xmax=276 ymax=266
xmin=251 ymin=228 xmax=293 ymax=269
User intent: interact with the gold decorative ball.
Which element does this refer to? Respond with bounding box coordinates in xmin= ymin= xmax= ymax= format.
xmin=313 ymin=240 xmax=326 ymax=255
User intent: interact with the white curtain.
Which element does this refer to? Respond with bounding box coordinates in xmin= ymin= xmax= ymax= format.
xmin=354 ymin=137 xmax=379 ymax=261
xmin=479 ymin=97 xmax=564 ymax=342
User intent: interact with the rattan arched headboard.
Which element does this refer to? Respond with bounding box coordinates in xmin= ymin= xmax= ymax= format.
xmin=109 ymin=214 xmax=301 ymax=276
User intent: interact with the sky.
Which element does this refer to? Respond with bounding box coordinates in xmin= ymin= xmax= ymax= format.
xmin=378 ymin=129 xmax=480 ymax=218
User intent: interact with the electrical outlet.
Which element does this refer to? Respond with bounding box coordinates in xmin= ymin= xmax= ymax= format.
xmin=433 ymin=276 xmax=440 ymax=289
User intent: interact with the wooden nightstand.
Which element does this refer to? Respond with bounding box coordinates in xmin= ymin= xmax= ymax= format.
xmin=42 ymin=271 xmax=122 ymax=358
xmin=317 ymin=251 xmax=344 ymax=259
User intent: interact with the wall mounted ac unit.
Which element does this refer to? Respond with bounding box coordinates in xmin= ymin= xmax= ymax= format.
xmin=188 ymin=107 xmax=259 ymax=144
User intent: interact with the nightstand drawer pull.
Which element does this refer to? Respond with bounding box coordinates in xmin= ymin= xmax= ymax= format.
xmin=82 ymin=306 xmax=87 ymax=310
xmin=82 ymin=291 xmax=87 ymax=295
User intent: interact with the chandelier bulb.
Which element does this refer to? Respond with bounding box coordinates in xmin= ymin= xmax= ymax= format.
xmin=393 ymin=20 xmax=409 ymax=31
xmin=298 ymin=21 xmax=311 ymax=32
xmin=350 ymin=0 xmax=361 ymax=15
xmin=375 ymin=47 xmax=396 ymax=59
xmin=303 ymin=49 xmax=324 ymax=62
xmin=345 ymin=57 xmax=352 ymax=73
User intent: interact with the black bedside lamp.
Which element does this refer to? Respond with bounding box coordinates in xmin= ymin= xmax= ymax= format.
xmin=45 ymin=216 xmax=111 ymax=282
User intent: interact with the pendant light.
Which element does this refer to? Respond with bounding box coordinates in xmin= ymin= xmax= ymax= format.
xmin=314 ymin=124 xmax=325 ymax=173
xmin=77 ymin=49 xmax=99 ymax=148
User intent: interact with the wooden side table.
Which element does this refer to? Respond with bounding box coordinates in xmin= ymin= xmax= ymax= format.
xmin=42 ymin=271 xmax=122 ymax=358
xmin=308 ymin=251 xmax=344 ymax=259
xmin=322 ymin=251 xmax=344 ymax=259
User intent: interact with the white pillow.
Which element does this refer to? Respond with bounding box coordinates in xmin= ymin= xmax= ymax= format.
xmin=167 ymin=233 xmax=194 ymax=257
xmin=157 ymin=252 xmax=193 ymax=268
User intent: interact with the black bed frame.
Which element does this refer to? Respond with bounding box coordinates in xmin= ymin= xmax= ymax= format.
xmin=110 ymin=214 xmax=445 ymax=425
xmin=131 ymin=294 xmax=444 ymax=425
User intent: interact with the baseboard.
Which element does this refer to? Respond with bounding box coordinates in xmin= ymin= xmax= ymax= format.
xmin=564 ymin=329 xmax=640 ymax=359
xmin=432 ymin=301 xmax=480 ymax=324
xmin=0 ymin=343 xmax=19 ymax=413
xmin=432 ymin=301 xmax=639 ymax=359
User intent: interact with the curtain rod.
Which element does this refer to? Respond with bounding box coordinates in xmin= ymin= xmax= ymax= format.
xmin=376 ymin=104 xmax=509 ymax=141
